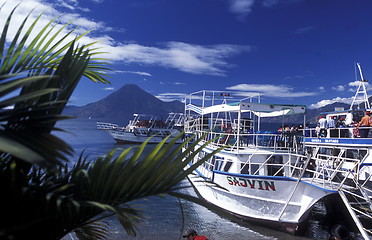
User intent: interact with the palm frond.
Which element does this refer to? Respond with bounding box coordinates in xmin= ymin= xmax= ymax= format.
xmin=74 ymin=220 xmax=109 ymax=240
xmin=0 ymin=4 xmax=227 ymax=240
xmin=63 ymin=133 xmax=225 ymax=237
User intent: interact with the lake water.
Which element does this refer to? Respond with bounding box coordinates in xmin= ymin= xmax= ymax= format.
xmin=56 ymin=118 xmax=337 ymax=240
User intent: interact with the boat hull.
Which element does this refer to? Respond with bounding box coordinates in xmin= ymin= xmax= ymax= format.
xmin=187 ymin=169 xmax=335 ymax=234
xmin=109 ymin=129 xmax=182 ymax=144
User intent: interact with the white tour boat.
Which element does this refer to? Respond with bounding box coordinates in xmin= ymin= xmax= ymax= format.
xmin=183 ymin=81 xmax=372 ymax=238
xmin=97 ymin=113 xmax=184 ymax=144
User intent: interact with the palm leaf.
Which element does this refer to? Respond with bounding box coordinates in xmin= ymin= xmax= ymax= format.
xmin=74 ymin=220 xmax=109 ymax=240
xmin=63 ymin=133 xmax=225 ymax=238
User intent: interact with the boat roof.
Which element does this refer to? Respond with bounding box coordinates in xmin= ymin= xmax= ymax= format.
xmin=133 ymin=113 xmax=184 ymax=117
xmin=184 ymin=90 xmax=306 ymax=117
xmin=186 ymin=102 xmax=306 ymax=117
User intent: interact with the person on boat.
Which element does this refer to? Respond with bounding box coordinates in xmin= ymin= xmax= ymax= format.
xmin=182 ymin=229 xmax=209 ymax=240
xmin=336 ymin=117 xmax=346 ymax=128
xmin=327 ymin=116 xmax=337 ymax=137
xmin=357 ymin=111 xmax=371 ymax=138
xmin=352 ymin=120 xmax=361 ymax=138
xmin=336 ymin=118 xmax=349 ymax=137
xmin=330 ymin=224 xmax=353 ymax=240
xmin=318 ymin=116 xmax=327 ymax=137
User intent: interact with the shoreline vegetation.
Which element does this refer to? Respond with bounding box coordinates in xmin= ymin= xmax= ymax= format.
xmin=0 ymin=5 xmax=219 ymax=240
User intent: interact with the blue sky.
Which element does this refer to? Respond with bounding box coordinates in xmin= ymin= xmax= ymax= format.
xmin=3 ymin=0 xmax=372 ymax=108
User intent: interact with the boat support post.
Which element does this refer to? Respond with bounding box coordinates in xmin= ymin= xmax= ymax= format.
xmin=277 ymin=153 xmax=311 ymax=222
xmin=338 ymin=190 xmax=371 ymax=240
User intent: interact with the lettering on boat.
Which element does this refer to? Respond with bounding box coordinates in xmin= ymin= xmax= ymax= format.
xmin=325 ymin=139 xmax=339 ymax=143
xmin=311 ymin=139 xmax=321 ymax=143
xmin=226 ymin=176 xmax=276 ymax=191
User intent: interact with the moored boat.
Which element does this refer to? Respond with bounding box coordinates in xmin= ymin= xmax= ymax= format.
xmin=97 ymin=113 xmax=184 ymax=144
xmin=182 ymin=83 xmax=372 ymax=238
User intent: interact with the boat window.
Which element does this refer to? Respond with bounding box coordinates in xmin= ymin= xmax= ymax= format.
xmin=250 ymin=164 xmax=259 ymax=175
xmin=267 ymin=155 xmax=283 ymax=176
xmin=223 ymin=161 xmax=233 ymax=172
xmin=214 ymin=158 xmax=224 ymax=171
xmin=346 ymin=149 xmax=367 ymax=160
xmin=210 ymin=157 xmax=216 ymax=171
xmin=331 ymin=148 xmax=341 ymax=157
xmin=240 ymin=163 xmax=249 ymax=174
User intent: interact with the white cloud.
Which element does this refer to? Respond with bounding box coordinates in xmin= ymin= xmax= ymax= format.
xmin=345 ymin=80 xmax=372 ymax=93
xmin=114 ymin=70 xmax=153 ymax=77
xmin=310 ymin=80 xmax=372 ymax=109
xmin=156 ymin=93 xmax=188 ymax=102
xmin=332 ymin=85 xmax=345 ymax=92
xmin=348 ymin=81 xmax=360 ymax=87
xmin=57 ymin=1 xmax=75 ymax=10
xmin=226 ymin=0 xmax=303 ymax=18
xmin=226 ymin=83 xmax=317 ymax=98
xmin=348 ymin=80 xmax=372 ymax=89
xmin=309 ymin=97 xmax=353 ymax=109
xmin=227 ymin=0 xmax=255 ymax=16
xmin=103 ymin=42 xmax=251 ymax=76
xmin=1 ymin=1 xmax=249 ymax=76
xmin=103 ymin=87 xmax=114 ymax=91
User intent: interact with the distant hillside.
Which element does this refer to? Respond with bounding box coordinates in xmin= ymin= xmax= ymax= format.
xmin=262 ymin=102 xmax=352 ymax=124
xmin=65 ymin=84 xmax=372 ymax=125
xmin=64 ymin=84 xmax=184 ymax=122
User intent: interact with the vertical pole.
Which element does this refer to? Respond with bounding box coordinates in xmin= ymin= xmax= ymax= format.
xmin=237 ymin=108 xmax=241 ymax=152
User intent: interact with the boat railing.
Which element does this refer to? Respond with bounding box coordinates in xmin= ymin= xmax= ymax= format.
xmin=305 ymin=126 xmax=372 ymax=138
xmin=97 ymin=121 xmax=119 ymax=130
xmin=234 ymin=152 xmax=362 ymax=191
xmin=184 ymin=119 xmax=209 ymax=133
xmin=195 ymin=130 xmax=304 ymax=153
xmin=192 ymin=134 xmax=368 ymax=194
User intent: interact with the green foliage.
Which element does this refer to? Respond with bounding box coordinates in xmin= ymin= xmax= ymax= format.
xmin=0 ymin=4 xmax=223 ymax=240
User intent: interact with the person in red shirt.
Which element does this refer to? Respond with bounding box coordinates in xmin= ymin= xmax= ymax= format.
xmin=183 ymin=229 xmax=209 ymax=240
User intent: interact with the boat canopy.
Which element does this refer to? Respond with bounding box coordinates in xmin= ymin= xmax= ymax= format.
xmin=186 ymin=102 xmax=306 ymax=117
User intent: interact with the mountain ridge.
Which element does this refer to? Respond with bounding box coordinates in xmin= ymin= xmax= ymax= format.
xmin=65 ymin=84 xmax=371 ymax=124
xmin=64 ymin=84 xmax=184 ymax=123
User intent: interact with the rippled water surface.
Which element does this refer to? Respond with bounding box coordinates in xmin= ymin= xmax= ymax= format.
xmin=57 ymin=118 xmax=359 ymax=240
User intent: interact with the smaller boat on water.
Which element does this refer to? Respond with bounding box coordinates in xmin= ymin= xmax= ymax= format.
xmin=97 ymin=113 xmax=184 ymax=144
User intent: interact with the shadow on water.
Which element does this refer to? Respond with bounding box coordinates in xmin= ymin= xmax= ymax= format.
xmin=57 ymin=118 xmax=362 ymax=240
